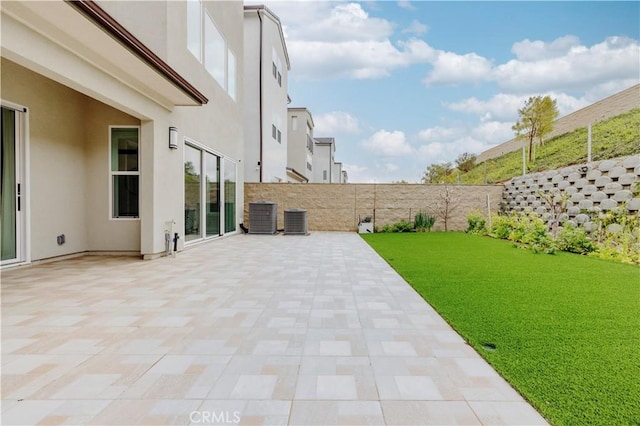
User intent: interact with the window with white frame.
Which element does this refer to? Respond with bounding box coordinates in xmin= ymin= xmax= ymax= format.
xmin=110 ymin=127 xmax=140 ymax=218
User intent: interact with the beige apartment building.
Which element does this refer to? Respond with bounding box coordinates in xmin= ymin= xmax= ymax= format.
xmin=1 ymin=0 xmax=245 ymax=266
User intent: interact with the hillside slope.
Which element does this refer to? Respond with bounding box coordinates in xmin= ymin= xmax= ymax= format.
xmin=460 ymin=108 xmax=640 ymax=184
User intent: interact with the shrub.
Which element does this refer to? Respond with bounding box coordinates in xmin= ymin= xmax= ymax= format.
xmin=490 ymin=212 xmax=555 ymax=254
xmin=588 ymin=205 xmax=640 ymax=264
xmin=392 ymin=220 xmax=415 ymax=233
xmin=414 ymin=210 xmax=436 ymax=232
xmin=381 ymin=224 xmax=393 ymax=233
xmin=489 ymin=212 xmax=519 ymax=240
xmin=466 ymin=210 xmax=487 ymax=235
xmin=557 ymin=225 xmax=596 ymax=255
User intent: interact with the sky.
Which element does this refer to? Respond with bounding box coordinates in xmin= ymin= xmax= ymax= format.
xmin=248 ymin=1 xmax=640 ymax=183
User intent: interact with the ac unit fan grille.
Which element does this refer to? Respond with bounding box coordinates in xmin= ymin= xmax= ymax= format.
xmin=284 ymin=209 xmax=308 ymax=235
xmin=249 ymin=202 xmax=277 ymax=234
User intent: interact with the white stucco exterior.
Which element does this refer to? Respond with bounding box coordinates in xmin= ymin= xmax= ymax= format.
xmin=1 ymin=0 xmax=244 ymax=264
xmin=287 ymin=107 xmax=315 ymax=183
xmin=243 ymin=5 xmax=290 ymax=183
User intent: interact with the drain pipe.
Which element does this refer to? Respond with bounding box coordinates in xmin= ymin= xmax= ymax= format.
xmin=257 ymin=8 xmax=264 ymax=182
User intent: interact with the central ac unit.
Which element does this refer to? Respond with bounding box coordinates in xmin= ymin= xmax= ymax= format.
xmin=249 ymin=201 xmax=277 ymax=234
xmin=284 ymin=208 xmax=308 ymax=235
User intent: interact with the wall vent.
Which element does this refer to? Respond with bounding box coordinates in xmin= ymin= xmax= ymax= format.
xmin=284 ymin=209 xmax=308 ymax=235
xmin=249 ymin=201 xmax=277 ymax=234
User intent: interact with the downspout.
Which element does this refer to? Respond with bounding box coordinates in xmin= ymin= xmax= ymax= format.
xmin=257 ymin=9 xmax=264 ymax=182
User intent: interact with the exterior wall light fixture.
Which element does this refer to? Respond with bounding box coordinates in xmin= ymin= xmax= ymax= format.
xmin=169 ymin=126 xmax=178 ymax=149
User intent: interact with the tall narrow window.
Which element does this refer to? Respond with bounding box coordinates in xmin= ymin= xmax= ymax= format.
xmin=187 ymin=0 xmax=202 ymax=61
xmin=227 ymin=50 xmax=236 ymax=101
xmin=184 ymin=145 xmax=201 ymax=241
xmin=110 ymin=127 xmax=139 ymax=218
xmin=204 ymin=11 xmax=225 ymax=88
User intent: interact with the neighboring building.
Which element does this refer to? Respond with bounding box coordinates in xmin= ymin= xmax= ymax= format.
xmin=1 ymin=0 xmax=244 ymax=267
xmin=313 ymin=137 xmax=336 ymax=183
xmin=333 ymin=162 xmax=344 ymax=183
xmin=287 ymin=107 xmax=315 ymax=183
xmin=243 ymin=5 xmax=290 ymax=183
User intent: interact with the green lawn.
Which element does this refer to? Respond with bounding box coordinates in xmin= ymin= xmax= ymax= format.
xmin=362 ymin=232 xmax=640 ymax=426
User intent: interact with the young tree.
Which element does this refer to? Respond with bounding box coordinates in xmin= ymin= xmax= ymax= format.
xmin=431 ymin=184 xmax=460 ymax=231
xmin=512 ymin=96 xmax=559 ymax=162
xmin=421 ymin=162 xmax=454 ymax=184
xmin=455 ymin=152 xmax=477 ymax=172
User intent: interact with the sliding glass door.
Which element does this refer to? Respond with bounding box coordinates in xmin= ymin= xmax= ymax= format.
xmin=184 ymin=144 xmax=201 ymax=242
xmin=1 ymin=106 xmax=23 ymax=265
xmin=224 ymin=158 xmax=236 ymax=233
xmin=185 ymin=143 xmax=235 ymax=243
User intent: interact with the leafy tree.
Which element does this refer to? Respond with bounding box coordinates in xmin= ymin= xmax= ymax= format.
xmin=455 ymin=152 xmax=477 ymax=172
xmin=421 ymin=162 xmax=454 ymax=184
xmin=512 ymin=96 xmax=559 ymax=162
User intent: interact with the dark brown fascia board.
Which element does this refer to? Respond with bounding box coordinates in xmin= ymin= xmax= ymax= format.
xmin=66 ymin=0 xmax=208 ymax=105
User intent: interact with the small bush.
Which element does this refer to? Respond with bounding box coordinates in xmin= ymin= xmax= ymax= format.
xmin=489 ymin=213 xmax=519 ymax=240
xmin=466 ymin=210 xmax=487 ymax=235
xmin=381 ymin=224 xmax=393 ymax=233
xmin=414 ymin=210 xmax=436 ymax=232
xmin=490 ymin=212 xmax=555 ymax=254
xmin=392 ymin=220 xmax=415 ymax=233
xmin=557 ymin=225 xmax=596 ymax=255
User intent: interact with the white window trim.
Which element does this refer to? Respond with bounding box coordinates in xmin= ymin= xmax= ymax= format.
xmin=109 ymin=125 xmax=140 ymax=221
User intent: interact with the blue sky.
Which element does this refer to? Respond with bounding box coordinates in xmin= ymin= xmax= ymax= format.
xmin=254 ymin=1 xmax=640 ymax=182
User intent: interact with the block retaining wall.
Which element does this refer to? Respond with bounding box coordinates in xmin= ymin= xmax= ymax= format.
xmin=245 ymin=183 xmax=504 ymax=232
xmin=503 ymin=155 xmax=640 ymax=229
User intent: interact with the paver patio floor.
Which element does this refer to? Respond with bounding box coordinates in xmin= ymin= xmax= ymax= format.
xmin=1 ymin=232 xmax=547 ymax=425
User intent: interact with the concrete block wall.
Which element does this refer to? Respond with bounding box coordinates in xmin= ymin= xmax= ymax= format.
xmin=478 ymin=84 xmax=640 ymax=163
xmin=245 ymin=183 xmax=504 ymax=232
xmin=503 ymin=155 xmax=640 ymax=229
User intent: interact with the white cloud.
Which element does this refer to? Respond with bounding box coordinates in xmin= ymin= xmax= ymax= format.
xmin=471 ymin=121 xmax=515 ymax=143
xmin=397 ymin=1 xmax=415 ymax=10
xmin=385 ymin=163 xmax=399 ymax=172
xmin=342 ymin=163 xmax=374 ymax=183
xmin=493 ymin=36 xmax=640 ymax=93
xmin=417 ymin=126 xmax=465 ymax=142
xmin=446 ymin=92 xmax=591 ymax=122
xmin=446 ymin=94 xmax=529 ymax=122
xmin=402 ymin=19 xmax=428 ymax=35
xmin=423 ymin=51 xmax=493 ymax=85
xmin=314 ymin=111 xmax=361 ymax=135
xmin=362 ymin=130 xmax=413 ymax=156
xmin=288 ymin=38 xmax=434 ymax=80
xmin=511 ymin=35 xmax=581 ymax=62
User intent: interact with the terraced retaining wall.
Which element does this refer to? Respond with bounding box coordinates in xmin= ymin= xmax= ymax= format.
xmin=245 ymin=183 xmax=504 ymax=232
xmin=502 ymin=155 xmax=640 ymax=229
